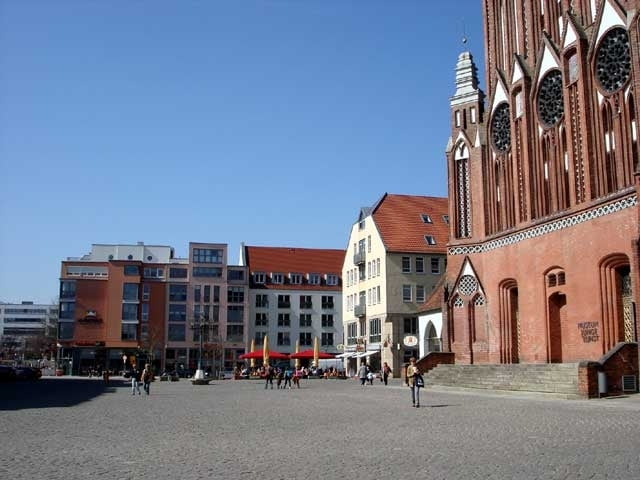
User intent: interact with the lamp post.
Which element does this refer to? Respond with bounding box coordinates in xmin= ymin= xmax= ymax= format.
xmin=190 ymin=314 xmax=210 ymax=381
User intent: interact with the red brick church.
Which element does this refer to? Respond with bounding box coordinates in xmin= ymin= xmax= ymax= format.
xmin=444 ymin=0 xmax=639 ymax=372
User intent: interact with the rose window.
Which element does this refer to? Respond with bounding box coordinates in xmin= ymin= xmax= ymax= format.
xmin=537 ymin=69 xmax=564 ymax=127
xmin=491 ymin=103 xmax=511 ymax=153
xmin=595 ymin=27 xmax=631 ymax=94
xmin=458 ymin=275 xmax=478 ymax=296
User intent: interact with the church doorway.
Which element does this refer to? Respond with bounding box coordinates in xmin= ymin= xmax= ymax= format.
xmin=499 ymin=280 xmax=520 ymax=363
xmin=548 ymin=293 xmax=566 ymax=363
xmin=424 ymin=322 xmax=441 ymax=353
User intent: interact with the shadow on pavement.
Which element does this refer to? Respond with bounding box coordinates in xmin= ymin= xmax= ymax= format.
xmin=0 ymin=378 xmax=129 ymax=411
xmin=428 ymin=404 xmax=460 ymax=408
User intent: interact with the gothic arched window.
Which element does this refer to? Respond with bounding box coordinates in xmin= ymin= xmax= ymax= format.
xmin=454 ymin=142 xmax=471 ymax=238
xmin=491 ymin=103 xmax=511 ymax=153
xmin=537 ymin=69 xmax=564 ymax=128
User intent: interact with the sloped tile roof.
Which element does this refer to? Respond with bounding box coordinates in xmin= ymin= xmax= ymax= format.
xmin=372 ymin=193 xmax=449 ymax=253
xmin=418 ymin=276 xmax=446 ymax=313
xmin=244 ymin=246 xmax=345 ymax=291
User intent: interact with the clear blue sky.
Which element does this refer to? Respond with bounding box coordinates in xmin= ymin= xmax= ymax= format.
xmin=0 ymin=0 xmax=485 ymax=304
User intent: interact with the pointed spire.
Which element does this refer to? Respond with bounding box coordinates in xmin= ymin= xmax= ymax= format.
xmin=450 ymin=51 xmax=482 ymax=107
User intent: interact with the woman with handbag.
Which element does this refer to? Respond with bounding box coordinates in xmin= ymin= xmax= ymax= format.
xmin=406 ymin=357 xmax=423 ymax=408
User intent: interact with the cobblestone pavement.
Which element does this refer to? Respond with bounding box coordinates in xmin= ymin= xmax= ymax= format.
xmin=1 ymin=377 xmax=639 ymax=480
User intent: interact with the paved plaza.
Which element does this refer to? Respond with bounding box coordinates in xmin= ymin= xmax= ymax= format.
xmin=1 ymin=377 xmax=639 ymax=480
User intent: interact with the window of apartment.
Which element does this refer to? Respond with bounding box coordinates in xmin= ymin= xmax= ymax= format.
xmin=278 ymin=313 xmax=290 ymax=327
xmin=202 ymin=285 xmax=210 ymax=303
xmin=168 ymin=304 xmax=186 ymax=322
xmin=308 ymin=273 xmax=321 ymax=285
xmin=403 ymin=317 xmax=418 ymax=335
xmin=358 ymin=218 xmax=365 ymax=230
xmin=421 ymin=214 xmax=433 ymax=223
xmin=347 ymin=322 xmax=358 ymax=345
xmin=431 ymin=258 xmax=440 ymax=274
xmin=209 ymin=305 xmax=220 ymax=322
xmin=299 ymin=332 xmax=312 ymax=346
xmin=416 ymin=285 xmax=426 ymax=303
xmin=60 ymin=281 xmax=76 ymax=299
xmin=358 ymin=266 xmax=366 ymax=281
xmin=58 ymin=322 xmax=74 ymax=340
xmin=277 ymin=295 xmax=290 ymax=308
xmin=143 ymin=267 xmax=164 ymax=278
xmin=402 ymin=257 xmax=411 ymax=273
xmin=169 ymin=284 xmax=187 ymax=302
xmin=289 ymin=273 xmax=302 ymax=285
xmin=227 ymin=286 xmax=245 ymax=303
xmin=253 ymin=272 xmax=266 ymax=284
xmin=214 ymin=286 xmax=220 ymax=302
xmin=226 ymin=325 xmax=244 ymax=342
xmin=255 ymin=313 xmax=268 ymax=327
xmin=122 ymin=283 xmax=138 ymax=301
xmin=192 ymin=267 xmax=222 ymax=278
xmin=227 ymin=269 xmax=245 ymax=281
xmin=376 ymin=286 xmax=382 ymax=304
xmin=168 ymin=324 xmax=185 ymax=341
xmin=169 ymin=267 xmax=188 ymax=279
xmin=277 ymin=331 xmax=291 ymax=346
xmin=369 ymin=318 xmax=381 ymax=343
xmin=227 ymin=305 xmax=244 ymax=323
xmin=367 ymin=235 xmax=372 ymax=252
xmin=299 ymin=314 xmax=312 ymax=328
xmin=59 ymin=302 xmax=75 ymax=320
xmin=413 ymin=257 xmax=424 ymax=274
xmin=375 ymin=259 xmax=380 ymax=277
xmin=255 ymin=294 xmax=269 ymax=308
xmin=367 ymin=289 xmax=371 ymax=305
xmin=402 ymin=285 xmax=412 ymax=302
xmin=424 ymin=235 xmax=436 ymax=245
xmin=194 ymin=304 xmax=202 ymax=318
xmin=122 ymin=303 xmax=138 ymax=321
xmin=142 ymin=284 xmax=150 ymax=301
xmin=193 ymin=248 xmax=223 ymax=264
xmin=326 ymin=274 xmax=338 ymax=286
xmin=321 ymin=314 xmax=334 ymax=328
xmin=367 ymin=261 xmax=372 ymax=279
xmin=371 ymin=287 xmax=377 ymax=304
xmin=272 ymin=273 xmax=284 ymax=284
xmin=194 ymin=285 xmax=201 ymax=303
xmin=321 ymin=296 xmax=334 ymax=309
xmin=255 ymin=331 xmax=267 ymax=344
xmin=124 ymin=265 xmax=139 ymax=276
xmin=121 ymin=324 xmax=137 ymax=341
xmin=141 ymin=303 xmax=149 ymax=322
xmin=299 ymin=295 xmax=312 ymax=309
xmin=319 ymin=332 xmax=333 ymax=347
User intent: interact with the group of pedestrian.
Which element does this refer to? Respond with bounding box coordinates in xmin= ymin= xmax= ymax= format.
xmin=130 ymin=363 xmax=153 ymax=396
xmin=357 ymin=361 xmax=393 ymax=386
xmin=356 ymin=358 xmax=424 ymax=408
xmin=263 ymin=365 xmax=304 ymax=389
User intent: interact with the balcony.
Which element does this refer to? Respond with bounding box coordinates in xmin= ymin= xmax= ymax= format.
xmin=321 ymin=302 xmax=334 ymax=309
xmin=353 ymin=251 xmax=366 ymax=265
xmin=278 ymin=301 xmax=291 ymax=309
xmin=354 ymin=304 xmax=366 ymax=317
xmin=299 ymin=301 xmax=313 ymax=309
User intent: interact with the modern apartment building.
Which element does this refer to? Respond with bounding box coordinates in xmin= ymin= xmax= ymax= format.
xmin=58 ymin=242 xmax=248 ymax=374
xmin=240 ymin=245 xmax=344 ymax=360
xmin=342 ymin=193 xmax=448 ymax=376
xmin=0 ymin=301 xmax=58 ymax=359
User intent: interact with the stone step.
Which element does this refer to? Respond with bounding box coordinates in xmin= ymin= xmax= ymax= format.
xmin=424 ymin=363 xmax=581 ymax=395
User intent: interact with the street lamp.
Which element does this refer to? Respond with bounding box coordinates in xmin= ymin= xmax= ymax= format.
xmin=190 ymin=314 xmax=211 ymax=381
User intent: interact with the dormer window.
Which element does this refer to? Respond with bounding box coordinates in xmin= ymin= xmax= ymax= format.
xmin=253 ymin=272 xmax=266 ymax=284
xmin=421 ymin=214 xmax=433 ymax=223
xmin=272 ymin=273 xmax=284 ymax=284
xmin=308 ymin=273 xmax=321 ymax=285
xmin=424 ymin=235 xmax=436 ymax=245
xmin=325 ymin=274 xmax=338 ymax=286
xmin=289 ymin=273 xmax=302 ymax=285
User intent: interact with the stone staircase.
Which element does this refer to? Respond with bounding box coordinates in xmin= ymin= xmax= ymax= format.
xmin=424 ymin=363 xmax=581 ymax=397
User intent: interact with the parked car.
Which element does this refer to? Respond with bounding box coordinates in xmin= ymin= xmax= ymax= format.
xmin=13 ymin=366 xmax=41 ymax=380
xmin=0 ymin=365 xmax=17 ymax=382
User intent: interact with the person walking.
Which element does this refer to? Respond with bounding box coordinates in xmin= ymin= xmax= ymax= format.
xmin=406 ymin=357 xmax=423 ymax=408
xmin=283 ymin=367 xmax=293 ymax=389
xmin=358 ymin=363 xmax=368 ymax=387
xmin=382 ymin=362 xmax=391 ymax=386
xmin=141 ymin=364 xmax=153 ymax=395
xmin=131 ymin=366 xmax=142 ymax=395
xmin=264 ymin=364 xmax=274 ymax=389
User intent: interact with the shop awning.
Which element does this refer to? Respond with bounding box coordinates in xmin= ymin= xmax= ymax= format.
xmin=355 ymin=351 xmax=379 ymax=358
xmin=335 ymin=352 xmax=356 ymax=359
